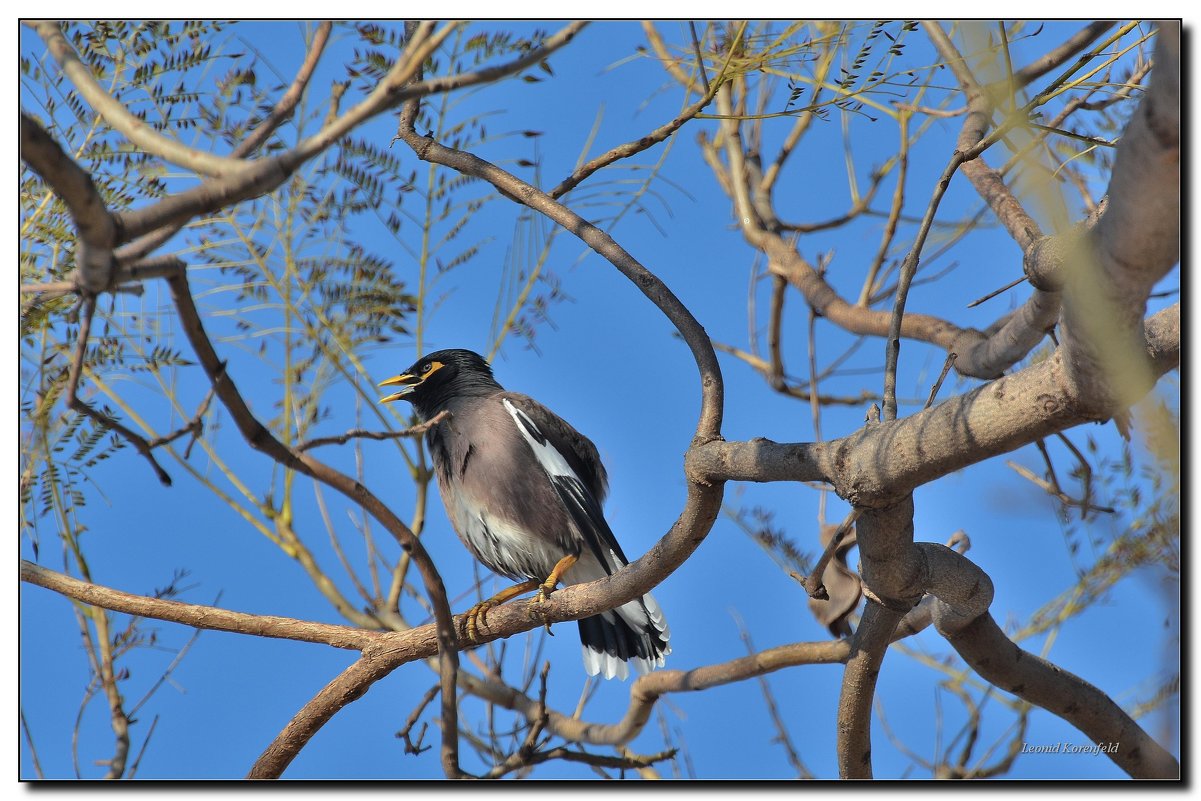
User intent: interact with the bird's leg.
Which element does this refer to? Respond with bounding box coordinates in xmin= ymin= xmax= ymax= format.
xmin=532 ymin=553 xmax=578 ymax=636
xmin=464 ymin=579 xmax=540 ymax=641
xmin=535 ymin=553 xmax=578 ymax=604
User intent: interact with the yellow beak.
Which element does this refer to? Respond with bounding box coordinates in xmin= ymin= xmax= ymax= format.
xmin=378 ymin=373 xmax=420 ymax=404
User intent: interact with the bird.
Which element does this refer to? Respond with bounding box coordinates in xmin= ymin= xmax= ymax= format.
xmin=378 ymin=348 xmax=669 ymax=680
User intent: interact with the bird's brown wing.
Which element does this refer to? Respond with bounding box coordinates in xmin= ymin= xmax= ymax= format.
xmin=498 ymin=392 xmax=630 ymax=569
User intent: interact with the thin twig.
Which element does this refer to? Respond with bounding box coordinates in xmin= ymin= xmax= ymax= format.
xmin=548 ymin=22 xmax=739 ymax=200
xmin=766 ymin=275 xmax=786 ymax=389
xmin=924 ymin=352 xmax=958 ymax=410
xmin=397 ymin=684 xmax=440 ymax=756
xmin=1006 ymin=460 xmax=1115 ymax=515
xmin=64 ymin=297 xmax=173 ymax=485
xmin=736 ymin=620 xmax=812 ymax=779
xmin=125 ymin=716 xmax=159 ymax=780
xmin=145 ymin=383 xmax=216 ymax=452
xmin=802 ymin=509 xmax=860 ymax=600
xmin=297 ymin=410 xmax=449 ymax=451
xmin=233 ymin=21 xmax=333 ymax=158
xmin=966 ymin=274 xmax=1028 ymax=308
xmin=20 ymin=708 xmax=45 ymax=779
xmin=689 ymin=21 xmax=710 ymax=94
xmin=882 ymin=153 xmax=965 ymax=421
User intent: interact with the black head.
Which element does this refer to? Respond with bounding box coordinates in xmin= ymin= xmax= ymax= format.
xmin=378 ymin=348 xmax=502 ymax=417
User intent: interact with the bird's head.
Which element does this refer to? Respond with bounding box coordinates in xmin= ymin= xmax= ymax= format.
xmin=378 ymin=348 xmax=500 ymax=416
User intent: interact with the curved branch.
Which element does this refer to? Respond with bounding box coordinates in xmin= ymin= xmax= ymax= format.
xmin=20 ymin=113 xmax=117 ymax=293
xmin=462 ymin=638 xmax=851 ymax=748
xmin=396 ymin=118 xmax=723 ymax=445
xmin=27 ymin=20 xmax=245 ymax=177
xmin=837 ymin=600 xmax=905 ymax=779
xmin=392 ymin=85 xmax=729 ymax=675
xmin=1059 ymin=22 xmax=1180 ymax=414
xmin=20 ymin=560 xmax=378 ymax=650
xmin=948 ymin=613 xmax=1179 ymax=779
xmin=247 ymin=647 xmax=403 ymax=779
xmin=162 ymin=265 xmax=462 ymax=776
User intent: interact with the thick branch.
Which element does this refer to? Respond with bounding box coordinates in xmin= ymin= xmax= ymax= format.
xmin=1059 ymin=23 xmax=1180 ymax=414
xmin=247 ymin=648 xmax=401 ymax=779
xmin=948 ymin=614 xmax=1179 ymax=779
xmin=837 ymin=600 xmax=905 ymax=779
xmin=20 ymin=113 xmax=117 ymax=293
xmin=687 ymin=303 xmax=1179 ymax=506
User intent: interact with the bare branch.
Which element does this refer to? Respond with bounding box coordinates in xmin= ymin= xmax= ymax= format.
xmin=20 ymin=113 xmax=117 ymax=293
xmin=1013 ymin=21 xmax=1117 ymax=87
xmin=247 ymin=648 xmax=404 ymax=779
xmin=948 ymin=613 xmax=1179 ymax=779
xmin=548 ymin=21 xmax=740 ymax=200
xmin=837 ymin=600 xmax=905 ymax=778
xmin=882 ymin=152 xmax=965 ymax=421
xmin=461 ymin=638 xmax=851 ymax=748
xmin=21 ymin=560 xmax=378 ymax=650
xmin=924 ymin=352 xmax=958 ymax=409
xmin=297 ymin=410 xmax=450 ymax=452
xmin=28 ymin=20 xmax=244 ymax=176
xmin=233 ymin=21 xmax=333 ymax=159
xmin=687 ymin=302 xmax=1180 ymax=505
xmin=64 ymin=298 xmax=172 ymax=485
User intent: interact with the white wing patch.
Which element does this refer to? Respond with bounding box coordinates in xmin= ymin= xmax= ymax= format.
xmin=502 ymin=398 xmax=578 ymax=481
xmin=503 ymin=398 xmax=670 ymax=680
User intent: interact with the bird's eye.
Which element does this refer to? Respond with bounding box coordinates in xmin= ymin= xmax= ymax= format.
xmin=421 ymin=362 xmax=433 ymax=374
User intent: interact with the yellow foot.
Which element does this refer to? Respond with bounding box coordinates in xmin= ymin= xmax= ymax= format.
xmin=533 ymin=582 xmax=558 ymax=635
xmin=461 ymin=578 xmax=541 ymax=641
xmin=464 ymin=599 xmax=498 ymax=642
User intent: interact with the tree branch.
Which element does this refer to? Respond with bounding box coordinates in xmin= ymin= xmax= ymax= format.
xmin=63 ymin=297 xmax=172 ymax=485
xmin=234 ymin=21 xmax=333 ymax=158
xmin=27 ymin=20 xmax=246 ymax=177
xmin=1059 ymin=23 xmax=1180 ymax=415
xmin=948 ymin=613 xmax=1179 ymax=779
xmin=20 ymin=113 xmax=117 ymax=293
xmin=686 ymin=303 xmax=1179 ymax=506
xmin=162 ymin=264 xmax=462 ymax=776
xmin=20 ymin=560 xmax=377 ymax=650
xmin=837 ymin=600 xmax=905 ymax=778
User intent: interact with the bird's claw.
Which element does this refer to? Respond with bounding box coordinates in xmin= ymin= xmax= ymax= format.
xmin=464 ymin=600 xmax=497 ymax=641
xmin=534 ymin=583 xmax=557 ymax=634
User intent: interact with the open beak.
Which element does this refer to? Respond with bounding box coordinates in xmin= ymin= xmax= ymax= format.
xmin=378 ymin=373 xmax=420 ymax=404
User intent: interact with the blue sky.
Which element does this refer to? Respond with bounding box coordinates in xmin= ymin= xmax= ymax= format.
xmin=17 ymin=20 xmax=1179 ymax=780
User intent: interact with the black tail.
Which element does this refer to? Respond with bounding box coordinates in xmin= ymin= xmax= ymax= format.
xmin=577 ymin=593 xmax=670 ymax=680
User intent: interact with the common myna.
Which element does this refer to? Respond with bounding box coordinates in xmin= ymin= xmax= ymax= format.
xmin=379 ymin=348 xmax=670 ymax=680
